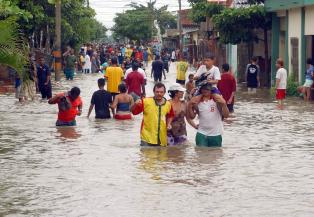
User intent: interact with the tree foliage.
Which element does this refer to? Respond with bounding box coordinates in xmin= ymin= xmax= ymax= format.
xmin=212 ymin=5 xmax=271 ymax=44
xmin=188 ymin=0 xmax=225 ymax=23
xmin=0 ymin=2 xmax=30 ymax=78
xmin=112 ymin=9 xmax=153 ymax=42
xmin=1 ymin=0 xmax=107 ymax=50
xmin=112 ymin=0 xmax=176 ymax=43
xmin=0 ymin=18 xmax=28 ymax=75
xmin=0 ymin=0 xmax=107 ymax=81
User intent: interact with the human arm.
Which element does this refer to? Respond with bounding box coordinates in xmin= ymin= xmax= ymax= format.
xmin=275 ymin=71 xmax=280 ymax=89
xmin=77 ymin=101 xmax=82 ymax=116
xmin=208 ymin=79 xmax=219 ymax=85
xmin=257 ymin=65 xmax=261 ymax=87
xmin=45 ymin=66 xmax=51 ymax=85
xmin=131 ymin=99 xmax=144 ymax=115
xmin=187 ymin=96 xmax=200 ymax=120
xmin=110 ymin=95 xmax=119 ymax=110
xmin=186 ymin=115 xmax=198 ymax=129
xmin=129 ymin=95 xmax=135 ymax=109
xmin=245 ymin=64 xmax=249 ymax=79
xmin=48 ymin=94 xmax=61 ymax=104
xmin=212 ymin=94 xmax=229 ymax=119
xmin=166 ymin=106 xmax=175 ymax=130
xmin=87 ymin=104 xmax=94 ymax=118
xmin=186 ymin=101 xmax=199 ymax=129
xmin=227 ymin=92 xmax=235 ymax=105
xmin=140 ymin=76 xmax=146 ymax=97
xmin=227 ymin=78 xmax=236 ymax=104
xmin=208 ymin=67 xmax=221 ymax=85
xmin=163 ymin=64 xmax=166 ymax=79
xmin=276 ymin=79 xmax=280 ymax=89
xmin=151 ymin=63 xmax=154 ymax=78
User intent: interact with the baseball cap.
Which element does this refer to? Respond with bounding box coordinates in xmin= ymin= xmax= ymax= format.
xmin=168 ymin=83 xmax=186 ymax=92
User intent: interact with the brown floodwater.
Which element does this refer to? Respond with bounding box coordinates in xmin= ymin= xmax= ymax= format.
xmin=1 ymin=63 xmax=314 ymax=217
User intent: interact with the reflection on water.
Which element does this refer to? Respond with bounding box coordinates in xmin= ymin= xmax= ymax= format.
xmin=1 ymin=70 xmax=314 ymax=216
xmin=56 ymin=127 xmax=81 ymax=140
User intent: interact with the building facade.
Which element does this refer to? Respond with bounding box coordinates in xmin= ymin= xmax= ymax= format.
xmin=266 ymin=0 xmax=314 ymax=84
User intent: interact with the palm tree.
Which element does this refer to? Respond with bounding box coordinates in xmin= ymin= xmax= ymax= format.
xmin=128 ymin=0 xmax=175 ymax=35
xmin=0 ymin=17 xmax=29 ymax=79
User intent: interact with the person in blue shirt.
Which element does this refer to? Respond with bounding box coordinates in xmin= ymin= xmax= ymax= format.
xmin=121 ymin=45 xmax=126 ymax=57
xmin=37 ymin=57 xmax=52 ymax=99
xmin=298 ymin=58 xmax=314 ymax=101
xmin=143 ymin=48 xmax=149 ymax=68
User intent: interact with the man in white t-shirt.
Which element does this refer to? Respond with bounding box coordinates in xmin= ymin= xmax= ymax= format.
xmin=187 ymin=83 xmax=229 ymax=147
xmin=275 ymin=58 xmax=287 ymax=107
xmin=124 ymin=66 xmax=146 ymax=80
xmin=193 ymin=53 xmax=221 ymax=96
xmin=171 ymin=50 xmax=176 ymax=62
xmin=83 ymin=53 xmax=91 ymax=74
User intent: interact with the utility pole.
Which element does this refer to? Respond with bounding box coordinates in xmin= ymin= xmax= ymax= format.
xmin=178 ymin=0 xmax=183 ymax=59
xmin=54 ymin=0 xmax=62 ymax=81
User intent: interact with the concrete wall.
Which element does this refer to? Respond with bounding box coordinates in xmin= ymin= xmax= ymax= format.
xmin=288 ymin=8 xmax=302 ymax=82
xmin=305 ymin=6 xmax=314 ymax=35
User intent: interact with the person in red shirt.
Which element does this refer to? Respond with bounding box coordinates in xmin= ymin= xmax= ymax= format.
xmin=217 ymin=64 xmax=236 ymax=113
xmin=125 ymin=62 xmax=146 ymax=98
xmin=135 ymin=49 xmax=143 ymax=62
xmin=48 ymin=87 xmax=83 ymax=126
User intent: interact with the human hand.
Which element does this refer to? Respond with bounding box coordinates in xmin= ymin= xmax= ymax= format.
xmin=213 ymin=94 xmax=226 ymax=105
xmin=193 ymin=124 xmax=199 ymax=130
xmin=167 ymin=124 xmax=172 ymax=130
xmin=190 ymin=95 xmax=201 ymax=106
xmin=77 ymin=110 xmax=82 ymax=116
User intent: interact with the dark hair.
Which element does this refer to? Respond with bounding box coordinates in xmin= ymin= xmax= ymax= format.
xmin=153 ymin=82 xmax=166 ymax=92
xmin=168 ymin=90 xmax=178 ymax=99
xmin=222 ymin=63 xmax=230 ymax=72
xmin=98 ymin=78 xmax=105 ymax=87
xmin=251 ymin=56 xmax=258 ymax=62
xmin=200 ymin=83 xmax=212 ymax=92
xmin=204 ymin=52 xmax=215 ymax=60
xmin=118 ymin=83 xmax=127 ymax=93
xmin=70 ymin=87 xmax=80 ymax=99
xmin=132 ymin=62 xmax=139 ymax=71
xmin=276 ymin=58 xmax=284 ymax=67
xmin=155 ymin=55 xmax=160 ymax=60
xmin=306 ymin=58 xmax=313 ymax=65
xmin=188 ymin=74 xmax=194 ymax=78
xmin=111 ymin=57 xmax=118 ymax=65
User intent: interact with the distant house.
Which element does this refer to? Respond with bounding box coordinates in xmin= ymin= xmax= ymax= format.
xmin=265 ymin=0 xmax=314 ymax=84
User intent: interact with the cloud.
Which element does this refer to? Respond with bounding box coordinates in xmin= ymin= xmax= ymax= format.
xmin=90 ymin=0 xmax=190 ymax=28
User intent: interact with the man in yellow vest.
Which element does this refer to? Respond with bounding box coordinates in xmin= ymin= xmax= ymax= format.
xmin=132 ymin=82 xmax=174 ymax=146
xmin=176 ymin=57 xmax=189 ymax=85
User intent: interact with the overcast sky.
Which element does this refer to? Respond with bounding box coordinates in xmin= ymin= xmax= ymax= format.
xmin=90 ymin=0 xmax=190 ymax=29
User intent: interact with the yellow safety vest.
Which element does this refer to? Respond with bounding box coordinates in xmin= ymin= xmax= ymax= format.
xmin=141 ymin=97 xmax=172 ymax=146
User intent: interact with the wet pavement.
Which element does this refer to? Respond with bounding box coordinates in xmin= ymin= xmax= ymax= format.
xmin=1 ymin=63 xmax=314 ymax=217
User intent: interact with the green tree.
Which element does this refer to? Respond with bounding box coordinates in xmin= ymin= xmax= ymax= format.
xmin=0 ymin=1 xmax=30 ymax=78
xmin=8 ymin=0 xmax=107 ymax=50
xmin=112 ymin=9 xmax=153 ymax=43
xmin=212 ymin=5 xmax=272 ymax=86
xmin=188 ymin=0 xmax=224 ymax=23
xmin=112 ymin=1 xmax=176 ymax=42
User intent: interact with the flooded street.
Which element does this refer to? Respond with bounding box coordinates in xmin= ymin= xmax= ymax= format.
xmin=1 ymin=63 xmax=314 ymax=217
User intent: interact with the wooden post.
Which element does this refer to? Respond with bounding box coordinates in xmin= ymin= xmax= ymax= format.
xmin=54 ymin=0 xmax=62 ymax=81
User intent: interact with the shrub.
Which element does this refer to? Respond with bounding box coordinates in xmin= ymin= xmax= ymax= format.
xmin=286 ymin=76 xmax=299 ymax=97
xmin=270 ymin=75 xmax=299 ymax=97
